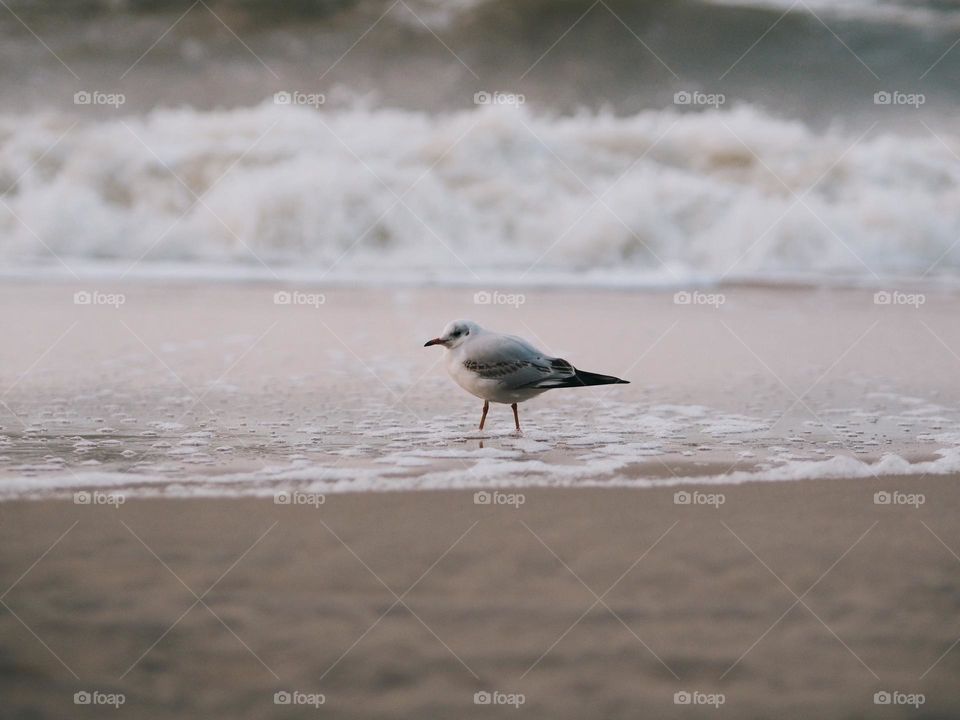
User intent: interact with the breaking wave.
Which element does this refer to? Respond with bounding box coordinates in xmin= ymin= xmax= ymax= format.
xmin=2 ymin=101 xmax=958 ymax=285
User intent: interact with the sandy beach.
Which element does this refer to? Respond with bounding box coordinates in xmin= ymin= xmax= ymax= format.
xmin=1 ymin=477 xmax=958 ymax=718
xmin=3 ymin=0 xmax=959 ymax=715
xmin=3 ymin=283 xmax=958 ymax=716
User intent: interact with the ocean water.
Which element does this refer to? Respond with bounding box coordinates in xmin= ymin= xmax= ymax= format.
xmin=2 ymin=103 xmax=959 ymax=285
xmin=4 ymin=388 xmax=960 ymax=500
xmin=1 ymin=0 xmax=958 ymax=286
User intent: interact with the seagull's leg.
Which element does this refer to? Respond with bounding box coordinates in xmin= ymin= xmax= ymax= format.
xmin=479 ymin=400 xmax=489 ymax=430
xmin=511 ymin=403 xmax=521 ymax=431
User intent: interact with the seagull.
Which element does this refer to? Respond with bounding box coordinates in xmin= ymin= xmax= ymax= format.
xmin=424 ymin=319 xmax=629 ymax=431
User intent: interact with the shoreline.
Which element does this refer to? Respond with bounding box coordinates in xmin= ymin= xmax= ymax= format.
xmin=3 ymin=447 xmax=960 ymax=502
xmin=1 ymin=282 xmax=958 ymax=500
xmin=1 ymin=267 xmax=958 ymax=292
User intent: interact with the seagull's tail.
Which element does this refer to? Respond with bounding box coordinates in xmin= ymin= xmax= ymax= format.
xmin=549 ymin=369 xmax=630 ymax=388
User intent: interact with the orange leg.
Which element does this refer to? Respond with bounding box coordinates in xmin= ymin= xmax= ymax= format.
xmin=511 ymin=403 xmax=521 ymax=431
xmin=479 ymin=400 xmax=490 ymax=430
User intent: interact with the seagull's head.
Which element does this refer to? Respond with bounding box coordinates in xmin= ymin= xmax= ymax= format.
xmin=423 ymin=319 xmax=480 ymax=350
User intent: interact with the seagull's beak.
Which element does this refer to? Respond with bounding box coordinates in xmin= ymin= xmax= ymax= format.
xmin=423 ymin=338 xmax=443 ymax=347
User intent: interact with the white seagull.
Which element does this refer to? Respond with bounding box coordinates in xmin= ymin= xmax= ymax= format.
xmin=424 ymin=319 xmax=629 ymax=431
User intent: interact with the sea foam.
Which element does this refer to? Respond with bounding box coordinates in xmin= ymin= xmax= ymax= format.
xmin=1 ymin=102 xmax=957 ymax=285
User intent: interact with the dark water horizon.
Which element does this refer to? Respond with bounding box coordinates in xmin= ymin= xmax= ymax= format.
xmin=1 ymin=0 xmax=957 ymax=121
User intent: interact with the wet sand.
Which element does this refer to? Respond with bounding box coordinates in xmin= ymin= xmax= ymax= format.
xmin=2 ymin=477 xmax=959 ymax=718
xmin=1 ymin=282 xmax=959 ymax=496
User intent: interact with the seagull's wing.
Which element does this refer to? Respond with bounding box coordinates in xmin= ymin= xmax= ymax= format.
xmin=460 ymin=333 xmax=577 ymax=390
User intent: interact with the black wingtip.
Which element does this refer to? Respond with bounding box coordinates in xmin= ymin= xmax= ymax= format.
xmin=548 ymin=370 xmax=632 ymax=388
